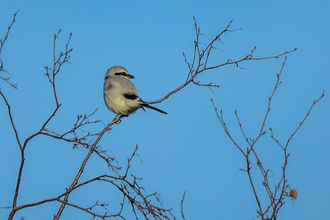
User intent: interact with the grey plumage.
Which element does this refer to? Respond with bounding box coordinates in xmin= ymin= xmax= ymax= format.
xmin=103 ymin=66 xmax=167 ymax=117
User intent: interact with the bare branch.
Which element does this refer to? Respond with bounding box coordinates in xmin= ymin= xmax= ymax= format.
xmin=284 ymin=90 xmax=325 ymax=149
xmin=211 ymin=99 xmax=246 ymax=156
xmin=211 ymin=56 xmax=325 ymax=219
xmin=258 ymin=56 xmax=287 ymax=137
xmin=181 ymin=191 xmax=186 ymax=220
xmin=0 ymin=10 xmax=18 ymax=56
xmin=0 ymin=90 xmax=22 ymax=149
xmin=6 ymin=30 xmax=73 ymax=220
xmin=55 ymin=116 xmax=122 ymax=218
xmin=40 ymin=108 xmax=102 ymax=149
xmin=0 ymin=10 xmax=19 ymax=89
xmin=147 ymin=18 xmax=296 ymax=105
xmin=3 ymin=14 xmax=320 ymax=220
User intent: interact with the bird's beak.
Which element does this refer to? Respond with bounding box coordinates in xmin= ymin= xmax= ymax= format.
xmin=128 ymin=74 xmax=135 ymax=79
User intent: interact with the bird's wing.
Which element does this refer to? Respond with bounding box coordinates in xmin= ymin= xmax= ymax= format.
xmin=123 ymin=93 xmax=140 ymax=100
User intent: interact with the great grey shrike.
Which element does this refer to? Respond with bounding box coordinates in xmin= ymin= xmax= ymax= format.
xmin=103 ymin=66 xmax=167 ymax=117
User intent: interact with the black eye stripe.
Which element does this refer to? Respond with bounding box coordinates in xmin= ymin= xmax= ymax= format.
xmin=115 ymin=72 xmax=130 ymax=76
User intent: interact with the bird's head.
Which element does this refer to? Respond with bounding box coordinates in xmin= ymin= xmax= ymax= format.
xmin=105 ymin=66 xmax=135 ymax=80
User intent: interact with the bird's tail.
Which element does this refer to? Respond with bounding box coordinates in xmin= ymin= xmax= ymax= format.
xmin=141 ymin=103 xmax=168 ymax=114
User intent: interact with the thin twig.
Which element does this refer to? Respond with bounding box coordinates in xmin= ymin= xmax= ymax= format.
xmin=181 ymin=191 xmax=186 ymax=220
xmin=0 ymin=10 xmax=19 ymax=89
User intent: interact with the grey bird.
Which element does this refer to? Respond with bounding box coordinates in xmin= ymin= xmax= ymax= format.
xmin=103 ymin=66 xmax=167 ymax=117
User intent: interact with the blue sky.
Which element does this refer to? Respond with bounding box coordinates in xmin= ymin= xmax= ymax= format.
xmin=1 ymin=1 xmax=329 ymax=219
